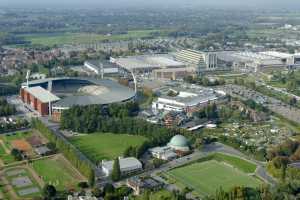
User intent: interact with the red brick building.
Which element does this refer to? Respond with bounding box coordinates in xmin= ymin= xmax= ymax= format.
xmin=20 ymin=86 xmax=60 ymax=116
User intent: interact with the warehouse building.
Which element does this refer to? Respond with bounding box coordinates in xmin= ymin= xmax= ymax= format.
xmin=111 ymin=55 xmax=185 ymax=74
xmin=20 ymin=86 xmax=60 ymax=116
xmin=84 ymin=60 xmax=119 ymax=75
xmin=101 ymin=157 xmax=143 ymax=177
xmin=218 ymin=51 xmax=298 ymax=72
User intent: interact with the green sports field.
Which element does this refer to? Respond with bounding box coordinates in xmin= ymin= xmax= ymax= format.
xmin=168 ymin=160 xmax=262 ymax=196
xmin=70 ymin=133 xmax=147 ymax=162
xmin=31 ymin=155 xmax=85 ymax=190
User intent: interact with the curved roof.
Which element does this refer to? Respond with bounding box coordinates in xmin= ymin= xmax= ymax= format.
xmin=23 ymin=77 xmax=135 ymax=109
xmin=168 ymin=135 xmax=189 ymax=148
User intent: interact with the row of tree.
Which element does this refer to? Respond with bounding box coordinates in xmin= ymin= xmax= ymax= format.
xmin=31 ymin=118 xmax=95 ymax=186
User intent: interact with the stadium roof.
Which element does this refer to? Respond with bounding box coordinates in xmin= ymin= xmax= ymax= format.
xmin=24 ymin=86 xmax=60 ymax=103
xmin=22 ymin=77 xmax=135 ymax=108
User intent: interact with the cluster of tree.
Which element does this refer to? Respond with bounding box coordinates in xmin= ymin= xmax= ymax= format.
xmin=111 ymin=157 xmax=121 ymax=181
xmin=271 ymin=70 xmax=300 ymax=95
xmin=60 ymin=104 xmax=189 ymax=149
xmin=242 ymin=99 xmax=269 ymax=113
xmin=184 ymin=76 xmax=225 ymax=86
xmin=123 ymin=142 xmax=149 ymax=159
xmin=267 ymin=140 xmax=300 ymax=181
xmin=11 ymin=148 xmax=23 ymax=161
xmin=193 ymin=103 xmax=218 ymax=120
xmin=204 ymin=184 xmax=300 ymax=200
xmin=31 ymin=119 xmax=95 ymax=186
xmin=92 ymin=183 xmax=132 ymax=200
xmin=0 ymin=98 xmax=16 ymax=116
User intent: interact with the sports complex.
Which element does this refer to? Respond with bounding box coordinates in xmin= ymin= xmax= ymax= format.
xmin=20 ymin=77 xmax=136 ymax=121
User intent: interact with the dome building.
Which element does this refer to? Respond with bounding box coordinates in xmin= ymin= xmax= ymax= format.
xmin=167 ymin=135 xmax=190 ymax=152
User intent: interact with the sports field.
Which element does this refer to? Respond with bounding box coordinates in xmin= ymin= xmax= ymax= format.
xmin=31 ymin=155 xmax=85 ymax=191
xmin=168 ymin=160 xmax=262 ymax=196
xmin=70 ymin=133 xmax=147 ymax=162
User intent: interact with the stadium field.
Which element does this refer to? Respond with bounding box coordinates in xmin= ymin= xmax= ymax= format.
xmin=168 ymin=160 xmax=262 ymax=196
xmin=69 ymin=133 xmax=147 ymax=162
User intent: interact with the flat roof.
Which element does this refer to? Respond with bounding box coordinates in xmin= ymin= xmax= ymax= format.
xmin=102 ymin=157 xmax=142 ymax=171
xmin=114 ymin=55 xmax=184 ymax=70
xmin=24 ymin=86 xmax=60 ymax=103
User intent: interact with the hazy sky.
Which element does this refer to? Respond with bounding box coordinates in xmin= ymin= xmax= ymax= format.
xmin=0 ymin=0 xmax=299 ymax=9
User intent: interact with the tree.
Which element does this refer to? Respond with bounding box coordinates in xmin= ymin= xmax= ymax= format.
xmin=43 ymin=184 xmax=56 ymax=199
xmin=11 ymin=148 xmax=22 ymax=161
xmin=111 ymin=157 xmax=121 ymax=181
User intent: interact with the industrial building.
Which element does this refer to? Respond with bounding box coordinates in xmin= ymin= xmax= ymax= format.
xmin=101 ymin=157 xmax=143 ymax=177
xmin=148 ymin=146 xmax=177 ymax=161
xmin=84 ymin=60 xmax=119 ymax=75
xmin=152 ymin=85 xmax=226 ymax=115
xmin=152 ymin=67 xmax=195 ymax=80
xmin=111 ymin=55 xmax=185 ymax=74
xmin=20 ymin=77 xmax=135 ymax=120
xmin=218 ymin=51 xmax=300 ymax=72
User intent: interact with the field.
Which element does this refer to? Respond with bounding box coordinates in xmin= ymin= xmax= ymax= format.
xmin=70 ymin=133 xmax=147 ymax=162
xmin=168 ymin=160 xmax=262 ymax=196
xmin=31 ymin=155 xmax=86 ymax=191
xmin=19 ymin=30 xmax=162 ymax=47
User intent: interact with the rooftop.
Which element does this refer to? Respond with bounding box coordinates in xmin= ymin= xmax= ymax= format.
xmin=114 ymin=54 xmax=184 ymax=70
xmin=24 ymin=86 xmax=60 ymax=103
xmin=102 ymin=157 xmax=142 ymax=171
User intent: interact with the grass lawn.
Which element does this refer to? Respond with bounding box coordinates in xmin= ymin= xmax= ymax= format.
xmin=70 ymin=133 xmax=147 ymax=162
xmin=31 ymin=155 xmax=84 ymax=191
xmin=168 ymin=160 xmax=261 ymax=196
xmin=0 ymin=138 xmax=15 ymax=165
xmin=212 ymin=153 xmax=257 ymax=173
xmin=135 ymin=190 xmax=173 ymax=200
xmin=19 ymin=30 xmax=163 ymax=47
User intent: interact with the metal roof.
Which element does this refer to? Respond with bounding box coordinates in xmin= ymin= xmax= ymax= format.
xmin=24 ymin=86 xmax=60 ymax=103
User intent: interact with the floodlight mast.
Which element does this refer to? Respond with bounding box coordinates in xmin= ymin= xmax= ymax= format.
xmin=26 ymin=70 xmax=31 ymax=88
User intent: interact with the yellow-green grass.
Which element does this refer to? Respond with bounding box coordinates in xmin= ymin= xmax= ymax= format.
xmin=70 ymin=133 xmax=147 ymax=162
xmin=31 ymin=156 xmax=84 ymax=191
xmin=168 ymin=160 xmax=262 ymax=196
xmin=0 ymin=144 xmax=15 ymax=164
xmin=20 ymin=30 xmax=163 ymax=47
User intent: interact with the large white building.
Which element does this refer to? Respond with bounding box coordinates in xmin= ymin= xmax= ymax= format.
xmin=218 ymin=51 xmax=299 ymax=72
xmin=101 ymin=157 xmax=143 ymax=177
xmin=84 ymin=60 xmax=119 ymax=75
xmin=152 ymin=86 xmax=226 ymax=115
xmin=174 ymin=49 xmax=219 ymax=72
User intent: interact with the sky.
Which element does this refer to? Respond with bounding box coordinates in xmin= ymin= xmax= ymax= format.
xmin=0 ymin=0 xmax=299 ymax=9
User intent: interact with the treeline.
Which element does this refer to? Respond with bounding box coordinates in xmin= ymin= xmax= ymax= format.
xmin=0 ymin=98 xmax=16 ymax=116
xmin=204 ymin=184 xmax=300 ymax=200
xmin=267 ymin=140 xmax=300 ymax=181
xmin=184 ymin=75 xmax=225 ymax=86
xmin=60 ymin=103 xmax=189 ymax=148
xmin=31 ymin=119 xmax=95 ymax=186
xmin=0 ymin=84 xmax=18 ymax=96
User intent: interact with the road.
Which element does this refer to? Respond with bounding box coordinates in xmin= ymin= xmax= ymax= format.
xmin=121 ymin=142 xmax=276 ymax=194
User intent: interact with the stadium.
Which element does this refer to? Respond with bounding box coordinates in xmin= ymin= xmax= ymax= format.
xmin=20 ymin=77 xmax=136 ymax=121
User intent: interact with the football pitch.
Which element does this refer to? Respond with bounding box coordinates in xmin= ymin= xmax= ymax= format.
xmin=70 ymin=133 xmax=147 ymax=162
xmin=168 ymin=160 xmax=262 ymax=196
